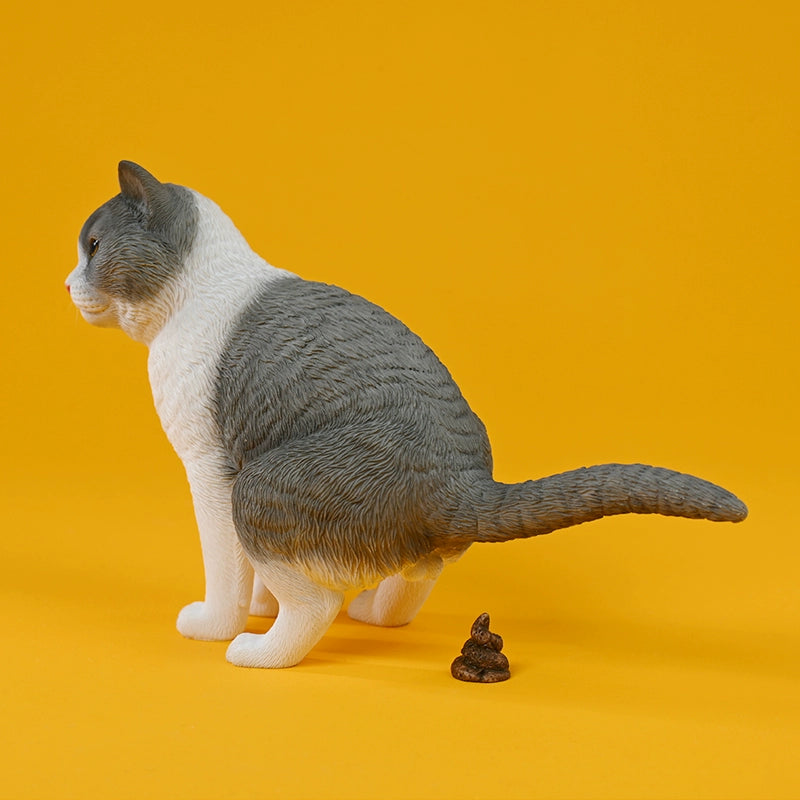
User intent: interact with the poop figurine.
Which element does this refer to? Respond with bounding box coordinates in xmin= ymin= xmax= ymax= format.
xmin=451 ymin=613 xmax=511 ymax=683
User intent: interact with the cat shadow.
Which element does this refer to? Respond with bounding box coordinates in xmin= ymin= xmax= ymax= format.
xmin=15 ymin=551 xmax=798 ymax=690
xmin=243 ymin=609 xmax=452 ymax=666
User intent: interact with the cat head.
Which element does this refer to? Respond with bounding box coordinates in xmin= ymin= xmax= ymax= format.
xmin=66 ymin=162 xmax=198 ymax=341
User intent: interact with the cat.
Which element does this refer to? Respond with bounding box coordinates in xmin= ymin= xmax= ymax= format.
xmin=66 ymin=162 xmax=747 ymax=668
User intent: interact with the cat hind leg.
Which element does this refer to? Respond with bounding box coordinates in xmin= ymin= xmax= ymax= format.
xmin=250 ymin=575 xmax=279 ymax=617
xmin=227 ymin=558 xmax=344 ymax=668
xmin=348 ymin=572 xmax=439 ymax=627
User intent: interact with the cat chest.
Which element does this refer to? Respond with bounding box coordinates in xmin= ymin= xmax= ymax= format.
xmin=147 ymin=327 xmax=224 ymax=461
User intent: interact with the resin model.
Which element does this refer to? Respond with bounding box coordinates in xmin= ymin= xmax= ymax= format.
xmin=451 ymin=614 xmax=510 ymax=683
xmin=65 ymin=162 xmax=748 ymax=668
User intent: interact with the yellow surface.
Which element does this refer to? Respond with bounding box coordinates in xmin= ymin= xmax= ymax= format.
xmin=2 ymin=2 xmax=798 ymax=798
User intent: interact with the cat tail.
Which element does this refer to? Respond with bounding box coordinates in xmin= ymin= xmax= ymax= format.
xmin=447 ymin=463 xmax=747 ymax=545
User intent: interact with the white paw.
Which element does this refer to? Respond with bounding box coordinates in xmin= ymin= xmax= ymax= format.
xmin=226 ymin=632 xmax=300 ymax=669
xmin=176 ymin=601 xmax=247 ymax=641
xmin=347 ymin=587 xmax=377 ymax=624
xmin=249 ymin=598 xmax=279 ymax=617
xmin=347 ymin=575 xmax=435 ymax=627
xmin=249 ymin=591 xmax=279 ymax=617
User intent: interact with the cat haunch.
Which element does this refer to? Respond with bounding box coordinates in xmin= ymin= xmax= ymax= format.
xmin=66 ymin=162 xmax=747 ymax=668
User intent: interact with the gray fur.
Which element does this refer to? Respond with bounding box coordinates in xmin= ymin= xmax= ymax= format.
xmin=214 ymin=277 xmax=492 ymax=585
xmin=214 ymin=278 xmax=748 ymax=589
xmin=78 ymin=162 xmax=197 ymax=303
xmin=69 ymin=162 xmax=749 ymax=667
xmin=467 ymin=463 xmax=748 ymax=543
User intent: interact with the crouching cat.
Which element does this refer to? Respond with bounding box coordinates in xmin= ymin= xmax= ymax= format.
xmin=65 ymin=162 xmax=747 ymax=669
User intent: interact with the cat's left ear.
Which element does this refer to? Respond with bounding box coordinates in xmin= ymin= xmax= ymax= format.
xmin=118 ymin=161 xmax=166 ymax=218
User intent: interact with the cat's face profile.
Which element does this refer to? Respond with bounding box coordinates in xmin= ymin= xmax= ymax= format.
xmin=66 ymin=162 xmax=197 ymax=340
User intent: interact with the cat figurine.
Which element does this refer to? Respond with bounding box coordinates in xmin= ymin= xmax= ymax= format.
xmin=66 ymin=162 xmax=747 ymax=668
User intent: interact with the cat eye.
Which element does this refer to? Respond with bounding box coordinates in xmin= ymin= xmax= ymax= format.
xmin=88 ymin=237 xmax=100 ymax=258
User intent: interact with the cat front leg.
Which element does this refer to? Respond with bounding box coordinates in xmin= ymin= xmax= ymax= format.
xmin=226 ymin=558 xmax=344 ymax=668
xmin=176 ymin=459 xmax=254 ymax=641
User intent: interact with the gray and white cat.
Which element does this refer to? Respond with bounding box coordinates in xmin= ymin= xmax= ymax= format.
xmin=66 ymin=162 xmax=747 ymax=668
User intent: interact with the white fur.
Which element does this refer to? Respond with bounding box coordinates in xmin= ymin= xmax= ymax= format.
xmin=66 ymin=248 xmax=120 ymax=330
xmin=347 ymin=574 xmax=439 ymax=627
xmin=226 ymin=558 xmax=344 ymax=668
xmin=69 ymin=187 xmax=447 ymax=666
xmin=250 ymin=576 xmax=279 ymax=617
xmin=67 ymin=244 xmax=179 ymax=343
xmin=146 ymin=192 xmax=291 ymax=642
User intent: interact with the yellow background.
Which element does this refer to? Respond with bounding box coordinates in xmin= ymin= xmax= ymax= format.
xmin=2 ymin=2 xmax=798 ymax=798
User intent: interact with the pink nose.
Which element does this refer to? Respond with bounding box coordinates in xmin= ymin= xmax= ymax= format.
xmin=65 ymin=283 xmax=71 ymax=295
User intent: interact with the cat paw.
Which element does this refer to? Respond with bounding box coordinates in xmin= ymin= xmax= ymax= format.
xmin=347 ymin=587 xmax=378 ymax=624
xmin=347 ymin=586 xmax=415 ymax=626
xmin=249 ymin=586 xmax=279 ymax=617
xmin=347 ymin=575 xmax=436 ymax=626
xmin=177 ymin=601 xmax=248 ymax=641
xmin=249 ymin=597 xmax=279 ymax=617
xmin=226 ymin=632 xmax=300 ymax=669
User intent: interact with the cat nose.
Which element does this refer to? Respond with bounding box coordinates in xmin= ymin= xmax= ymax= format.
xmin=65 ymin=282 xmax=71 ymax=295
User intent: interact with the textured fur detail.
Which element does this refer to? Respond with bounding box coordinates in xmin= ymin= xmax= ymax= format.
xmin=145 ymin=190 xmax=292 ymax=642
xmin=213 ymin=278 xmax=491 ymax=590
xmin=67 ymin=162 xmax=197 ymax=339
xmin=67 ymin=162 xmax=748 ymax=668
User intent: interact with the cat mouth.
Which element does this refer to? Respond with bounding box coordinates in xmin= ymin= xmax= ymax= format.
xmin=74 ymin=301 xmax=116 ymax=325
xmin=70 ymin=291 xmax=111 ymax=317
xmin=69 ymin=287 xmax=118 ymax=326
xmin=78 ymin=302 xmax=111 ymax=316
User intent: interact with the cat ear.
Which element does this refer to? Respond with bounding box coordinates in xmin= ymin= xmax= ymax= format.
xmin=118 ymin=161 xmax=164 ymax=215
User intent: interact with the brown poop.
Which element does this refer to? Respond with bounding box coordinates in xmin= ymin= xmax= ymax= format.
xmin=451 ymin=613 xmax=510 ymax=682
